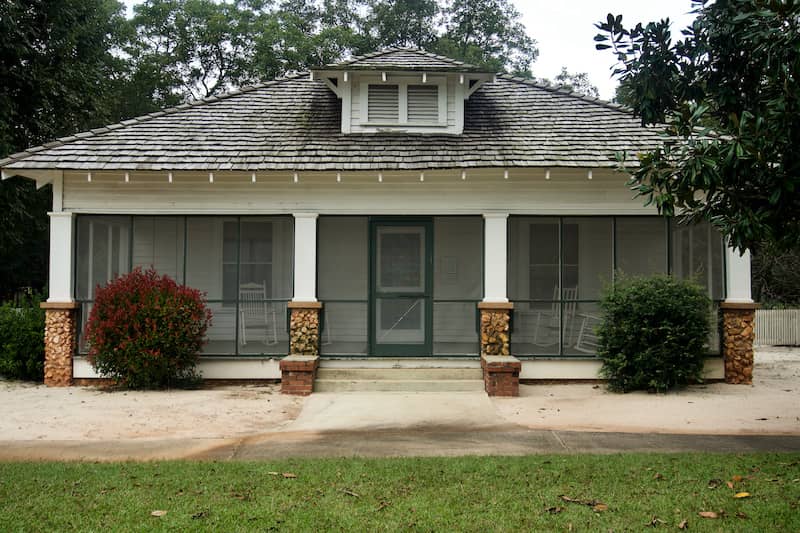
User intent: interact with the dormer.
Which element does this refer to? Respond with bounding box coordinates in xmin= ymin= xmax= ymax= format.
xmin=311 ymin=48 xmax=495 ymax=135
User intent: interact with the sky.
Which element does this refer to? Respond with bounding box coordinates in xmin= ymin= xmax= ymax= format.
xmin=121 ymin=0 xmax=698 ymax=100
xmin=520 ymin=1 xmax=697 ymax=99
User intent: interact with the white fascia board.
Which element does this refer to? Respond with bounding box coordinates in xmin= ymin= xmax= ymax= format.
xmin=2 ymin=168 xmax=62 ymax=188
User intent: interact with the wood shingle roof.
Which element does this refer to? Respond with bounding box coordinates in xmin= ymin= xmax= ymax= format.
xmin=0 ymin=50 xmax=661 ymax=172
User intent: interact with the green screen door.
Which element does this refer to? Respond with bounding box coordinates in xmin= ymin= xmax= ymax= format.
xmin=370 ymin=220 xmax=433 ymax=356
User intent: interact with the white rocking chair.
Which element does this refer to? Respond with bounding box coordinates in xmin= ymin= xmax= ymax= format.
xmin=239 ymin=281 xmax=278 ymax=346
xmin=574 ymin=314 xmax=603 ymax=354
xmin=532 ymin=287 xmax=578 ymax=346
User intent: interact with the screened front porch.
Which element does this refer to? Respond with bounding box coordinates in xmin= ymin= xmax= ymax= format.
xmin=73 ymin=213 xmax=726 ymax=359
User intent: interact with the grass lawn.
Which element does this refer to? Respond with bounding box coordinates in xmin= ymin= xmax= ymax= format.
xmin=1 ymin=453 xmax=798 ymax=531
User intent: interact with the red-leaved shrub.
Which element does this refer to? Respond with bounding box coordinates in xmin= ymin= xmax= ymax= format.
xmin=85 ymin=267 xmax=212 ymax=388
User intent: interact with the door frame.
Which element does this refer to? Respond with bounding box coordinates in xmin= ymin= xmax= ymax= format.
xmin=368 ymin=217 xmax=434 ymax=356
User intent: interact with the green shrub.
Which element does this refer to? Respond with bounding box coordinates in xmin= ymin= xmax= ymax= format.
xmin=0 ymin=294 xmax=45 ymax=381
xmin=598 ymin=275 xmax=711 ymax=392
xmin=85 ymin=267 xmax=212 ymax=389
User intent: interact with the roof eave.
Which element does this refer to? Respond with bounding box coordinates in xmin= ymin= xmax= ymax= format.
xmin=1 ymin=168 xmax=61 ymax=188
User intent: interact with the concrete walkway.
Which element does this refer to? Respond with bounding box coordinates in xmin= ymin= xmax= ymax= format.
xmin=1 ymin=426 xmax=799 ymax=462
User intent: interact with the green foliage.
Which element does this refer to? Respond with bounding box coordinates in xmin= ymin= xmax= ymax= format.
xmin=752 ymin=242 xmax=800 ymax=306
xmin=595 ymin=1 xmax=800 ymax=252
xmin=552 ymin=67 xmax=600 ymax=98
xmin=86 ymin=268 xmax=212 ymax=389
xmin=598 ymin=275 xmax=711 ymax=393
xmin=362 ymin=0 xmax=439 ymax=49
xmin=0 ymin=294 xmax=45 ymax=381
xmin=436 ymin=0 xmax=538 ymax=75
xmin=0 ymin=0 xmax=128 ymax=155
xmin=0 ymin=0 xmax=128 ymax=298
xmin=127 ymin=0 xmax=267 ymax=99
xmin=0 ymin=178 xmax=50 ymax=300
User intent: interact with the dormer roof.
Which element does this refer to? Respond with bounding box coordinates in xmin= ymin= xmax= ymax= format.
xmin=312 ymin=47 xmax=495 ymax=73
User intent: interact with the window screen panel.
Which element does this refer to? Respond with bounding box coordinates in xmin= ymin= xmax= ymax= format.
xmin=320 ymin=302 xmax=368 ymax=356
xmin=318 ymin=217 xmax=368 ymax=300
xmin=433 ymin=217 xmax=482 ymax=300
xmin=564 ymin=302 xmax=602 ymax=356
xmin=238 ymin=300 xmax=289 ymax=355
xmin=671 ymin=221 xmax=725 ymax=300
xmin=616 ymin=217 xmax=667 ymax=277
xmin=76 ymin=216 xmax=131 ymax=300
xmin=132 ymin=216 xmax=185 ymax=283
xmin=238 ymin=217 xmax=293 ymax=300
xmin=368 ymin=84 xmax=399 ymax=122
xmin=200 ymin=301 xmax=236 ymax=354
xmin=186 ymin=217 xmax=235 ymax=300
xmin=563 ymin=218 xmax=612 ymax=300
xmin=511 ymin=301 xmax=561 ymax=356
xmin=508 ymin=217 xmax=560 ymax=300
xmin=407 ymin=84 xmax=439 ymax=122
xmin=433 ymin=302 xmax=479 ymax=355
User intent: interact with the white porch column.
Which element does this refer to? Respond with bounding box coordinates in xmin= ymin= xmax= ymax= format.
xmin=47 ymin=212 xmax=75 ymax=303
xmin=292 ymin=213 xmax=318 ymax=302
xmin=725 ymin=246 xmax=753 ymax=303
xmin=483 ymin=213 xmax=509 ymax=303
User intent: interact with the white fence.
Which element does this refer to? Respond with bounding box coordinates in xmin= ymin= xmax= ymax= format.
xmin=755 ymin=309 xmax=800 ymax=346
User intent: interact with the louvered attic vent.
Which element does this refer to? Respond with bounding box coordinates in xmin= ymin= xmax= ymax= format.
xmin=368 ymin=84 xmax=399 ymax=122
xmin=407 ymin=85 xmax=438 ymax=122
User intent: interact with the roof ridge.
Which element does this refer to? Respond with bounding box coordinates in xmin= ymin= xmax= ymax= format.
xmin=323 ymin=47 xmax=481 ymax=71
xmin=0 ymin=73 xmax=311 ymax=169
xmin=496 ymin=73 xmax=635 ymax=115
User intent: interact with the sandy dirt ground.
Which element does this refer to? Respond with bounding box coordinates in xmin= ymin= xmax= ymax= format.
xmin=495 ymin=347 xmax=800 ymax=435
xmin=0 ymin=383 xmax=302 ymax=440
xmin=0 ymin=348 xmax=797 ymax=442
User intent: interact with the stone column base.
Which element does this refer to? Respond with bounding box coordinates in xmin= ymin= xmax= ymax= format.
xmin=280 ymin=355 xmax=320 ymax=395
xmin=721 ymin=302 xmax=757 ymax=385
xmin=41 ymin=302 xmax=79 ymax=387
xmin=478 ymin=302 xmax=512 ymax=356
xmin=481 ymin=355 xmax=521 ymax=397
xmin=288 ymin=301 xmax=322 ymax=356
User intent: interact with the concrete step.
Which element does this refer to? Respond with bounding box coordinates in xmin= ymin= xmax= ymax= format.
xmin=316 ymin=367 xmax=483 ymax=381
xmin=314 ymin=379 xmax=484 ymax=393
xmin=319 ymin=358 xmax=481 ymax=369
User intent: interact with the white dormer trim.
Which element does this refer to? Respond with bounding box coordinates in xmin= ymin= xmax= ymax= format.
xmin=312 ymin=69 xmax=495 ymax=134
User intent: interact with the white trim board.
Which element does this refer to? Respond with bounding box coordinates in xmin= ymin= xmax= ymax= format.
xmin=519 ymin=358 xmax=724 ymax=381
xmin=72 ymin=357 xmax=724 ymax=381
xmin=73 ymin=356 xmax=281 ymax=380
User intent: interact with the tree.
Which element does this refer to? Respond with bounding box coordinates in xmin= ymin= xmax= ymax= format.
xmin=361 ymin=0 xmax=439 ymax=49
xmin=595 ymin=1 xmax=800 ymax=252
xmin=0 ymin=0 xmax=129 ymax=299
xmin=253 ymin=0 xmax=362 ymax=78
xmin=436 ymin=0 xmax=538 ymax=75
xmin=128 ymin=0 xmax=268 ymax=100
xmin=553 ymin=67 xmax=599 ymax=98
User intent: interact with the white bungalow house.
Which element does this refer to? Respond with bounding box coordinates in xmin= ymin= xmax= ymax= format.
xmin=0 ymin=48 xmax=756 ymax=395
